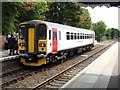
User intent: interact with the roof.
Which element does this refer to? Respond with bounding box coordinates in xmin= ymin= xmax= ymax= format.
xmin=77 ymin=2 xmax=120 ymax=8
xmin=20 ymin=20 xmax=94 ymax=33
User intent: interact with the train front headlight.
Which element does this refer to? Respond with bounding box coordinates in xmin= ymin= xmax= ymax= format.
xmin=39 ymin=43 xmax=46 ymax=47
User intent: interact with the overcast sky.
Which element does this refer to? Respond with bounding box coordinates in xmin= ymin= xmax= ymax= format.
xmin=85 ymin=6 xmax=118 ymax=29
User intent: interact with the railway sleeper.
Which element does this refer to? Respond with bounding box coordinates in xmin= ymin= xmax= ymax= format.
xmin=54 ymin=80 xmax=66 ymax=84
xmin=45 ymin=85 xmax=59 ymax=88
xmin=49 ymin=82 xmax=62 ymax=86
xmin=59 ymin=76 xmax=70 ymax=80
xmin=57 ymin=78 xmax=69 ymax=82
xmin=63 ymin=74 xmax=74 ymax=78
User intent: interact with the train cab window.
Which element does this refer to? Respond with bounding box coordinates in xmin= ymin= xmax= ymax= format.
xmin=37 ymin=24 xmax=47 ymax=39
xmin=49 ymin=30 xmax=51 ymax=40
xmin=66 ymin=32 xmax=70 ymax=40
xmin=71 ymin=33 xmax=73 ymax=40
xmin=59 ymin=31 xmax=61 ymax=40
xmin=19 ymin=27 xmax=27 ymax=39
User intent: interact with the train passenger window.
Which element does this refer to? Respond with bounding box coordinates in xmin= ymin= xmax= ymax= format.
xmin=77 ymin=33 xmax=79 ymax=39
xmin=85 ymin=34 xmax=87 ymax=39
xmin=67 ymin=32 xmax=69 ymax=34
xmin=89 ymin=34 xmax=91 ymax=39
xmin=82 ymin=34 xmax=84 ymax=39
xmin=86 ymin=34 xmax=87 ymax=39
xmin=88 ymin=34 xmax=89 ymax=39
xmin=90 ymin=34 xmax=92 ymax=38
xmin=80 ymin=33 xmax=82 ymax=39
xmin=87 ymin=34 xmax=88 ymax=39
xmin=53 ymin=31 xmax=57 ymax=41
xmin=38 ymin=24 xmax=47 ymax=39
xmin=59 ymin=31 xmax=61 ymax=40
xmin=84 ymin=34 xmax=86 ymax=39
xmin=71 ymin=33 xmax=73 ymax=40
xmin=49 ymin=30 xmax=51 ymax=40
xmin=74 ymin=33 xmax=76 ymax=40
xmin=66 ymin=32 xmax=70 ymax=40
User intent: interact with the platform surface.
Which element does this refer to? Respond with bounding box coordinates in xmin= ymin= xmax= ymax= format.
xmin=0 ymin=49 xmax=9 ymax=57
xmin=60 ymin=42 xmax=118 ymax=89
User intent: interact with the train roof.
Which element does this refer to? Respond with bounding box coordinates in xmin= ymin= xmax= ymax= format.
xmin=21 ymin=20 xmax=94 ymax=33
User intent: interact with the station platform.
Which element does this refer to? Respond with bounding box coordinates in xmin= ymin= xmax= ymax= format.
xmin=60 ymin=42 xmax=119 ymax=89
xmin=0 ymin=49 xmax=9 ymax=57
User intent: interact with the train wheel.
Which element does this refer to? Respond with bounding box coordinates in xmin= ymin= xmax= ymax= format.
xmin=82 ymin=46 xmax=87 ymax=52
xmin=69 ymin=50 xmax=74 ymax=56
xmin=77 ymin=48 xmax=82 ymax=54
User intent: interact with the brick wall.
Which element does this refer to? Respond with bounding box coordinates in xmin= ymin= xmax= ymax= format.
xmin=0 ymin=36 xmax=6 ymax=49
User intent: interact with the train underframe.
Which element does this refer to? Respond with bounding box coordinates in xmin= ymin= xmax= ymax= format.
xmin=20 ymin=44 xmax=94 ymax=66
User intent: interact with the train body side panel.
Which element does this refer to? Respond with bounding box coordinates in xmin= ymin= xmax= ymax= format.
xmin=48 ymin=25 xmax=94 ymax=52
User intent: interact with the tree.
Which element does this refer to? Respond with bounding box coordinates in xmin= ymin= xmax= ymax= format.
xmin=45 ymin=2 xmax=92 ymax=29
xmin=45 ymin=2 xmax=83 ymax=27
xmin=78 ymin=8 xmax=92 ymax=29
xmin=105 ymin=28 xmax=112 ymax=40
xmin=2 ymin=2 xmax=48 ymax=36
xmin=17 ymin=2 xmax=48 ymax=22
xmin=110 ymin=28 xmax=120 ymax=39
xmin=2 ymin=2 xmax=23 ymax=35
xmin=92 ymin=21 xmax=107 ymax=41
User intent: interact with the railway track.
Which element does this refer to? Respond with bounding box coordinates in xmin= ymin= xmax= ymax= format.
xmin=1 ymin=66 xmax=46 ymax=88
xmin=1 ymin=41 xmax=115 ymax=88
xmin=32 ymin=42 xmax=115 ymax=89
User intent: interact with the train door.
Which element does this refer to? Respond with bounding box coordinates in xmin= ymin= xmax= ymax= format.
xmin=52 ymin=28 xmax=58 ymax=53
xmin=28 ymin=28 xmax=35 ymax=53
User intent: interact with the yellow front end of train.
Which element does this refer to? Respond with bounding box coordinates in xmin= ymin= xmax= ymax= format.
xmin=18 ymin=21 xmax=47 ymax=66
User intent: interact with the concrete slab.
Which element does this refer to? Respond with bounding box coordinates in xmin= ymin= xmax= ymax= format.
xmin=60 ymin=42 xmax=118 ymax=89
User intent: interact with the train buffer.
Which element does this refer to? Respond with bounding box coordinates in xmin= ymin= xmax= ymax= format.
xmin=60 ymin=42 xmax=119 ymax=89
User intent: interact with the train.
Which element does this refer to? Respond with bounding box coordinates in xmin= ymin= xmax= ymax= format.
xmin=18 ymin=20 xmax=95 ymax=66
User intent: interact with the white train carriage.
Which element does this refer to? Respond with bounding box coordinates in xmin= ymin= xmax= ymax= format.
xmin=46 ymin=21 xmax=95 ymax=53
xmin=19 ymin=20 xmax=95 ymax=66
